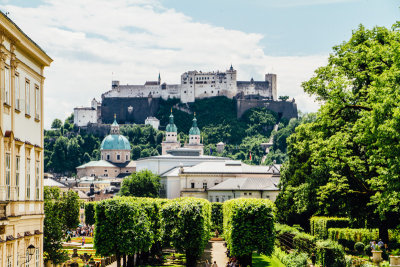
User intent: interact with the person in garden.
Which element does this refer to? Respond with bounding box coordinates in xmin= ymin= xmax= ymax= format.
xmin=212 ymin=261 xmax=218 ymax=267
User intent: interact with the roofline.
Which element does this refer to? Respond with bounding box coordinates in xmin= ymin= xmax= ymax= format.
xmin=208 ymin=188 xmax=279 ymax=191
xmin=0 ymin=11 xmax=52 ymax=66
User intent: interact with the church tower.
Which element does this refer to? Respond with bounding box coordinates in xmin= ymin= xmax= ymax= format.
xmin=162 ymin=110 xmax=181 ymax=155
xmin=184 ymin=113 xmax=204 ymax=155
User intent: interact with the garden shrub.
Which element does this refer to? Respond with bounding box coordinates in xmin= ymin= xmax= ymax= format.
xmin=293 ymin=232 xmax=317 ymax=254
xmin=310 ymin=217 xmax=349 ymax=239
xmin=354 ymin=242 xmax=365 ymax=254
xmin=161 ymin=197 xmax=211 ymax=267
xmin=316 ymin=239 xmax=346 ymax=267
xmin=211 ymin=202 xmax=223 ymax=233
xmin=273 ymin=246 xmax=308 ymax=267
xmin=223 ymin=199 xmax=275 ymax=267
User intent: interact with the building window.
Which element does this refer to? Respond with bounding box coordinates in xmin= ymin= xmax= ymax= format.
xmin=244 ymin=193 xmax=247 ymax=196
xmin=26 ymin=159 xmax=31 ymax=199
xmin=191 ymin=182 xmax=195 ymax=189
xmin=5 ymin=153 xmax=10 ymax=200
xmin=4 ymin=66 xmax=10 ymax=105
xmin=16 ymin=156 xmax=20 ymax=199
xmin=35 ymin=248 xmax=39 ymax=267
xmin=35 ymin=85 xmax=40 ymax=120
xmin=104 ymin=169 xmax=107 ymax=172
xmin=214 ymin=182 xmax=218 ymax=186
xmin=209 ymin=196 xmax=213 ymax=202
xmin=216 ymin=196 xmax=219 ymax=202
xmin=117 ymin=154 xmax=120 ymax=160
xmin=25 ymin=80 xmax=30 ymax=115
xmin=106 ymin=154 xmax=110 ymax=160
xmin=203 ymin=183 xmax=207 ymax=189
xmin=6 ymin=255 xmax=12 ymax=267
xmin=15 ymin=73 xmax=20 ymax=109
xmin=249 ymin=192 xmax=252 ymax=196
xmin=36 ymin=160 xmax=40 ymax=200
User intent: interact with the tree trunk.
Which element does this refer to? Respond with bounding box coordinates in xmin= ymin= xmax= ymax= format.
xmin=123 ymin=254 xmax=127 ymax=267
xmin=116 ymin=252 xmax=121 ymax=267
xmin=238 ymin=254 xmax=252 ymax=267
xmin=127 ymin=255 xmax=134 ymax=267
xmin=379 ymin=220 xmax=389 ymax=244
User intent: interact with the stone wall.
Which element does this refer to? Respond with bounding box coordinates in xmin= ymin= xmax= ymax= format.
xmin=236 ymin=98 xmax=298 ymax=120
xmin=101 ymin=97 xmax=161 ymax=124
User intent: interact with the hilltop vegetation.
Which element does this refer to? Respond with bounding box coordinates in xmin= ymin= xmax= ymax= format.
xmin=44 ymin=97 xmax=307 ymax=175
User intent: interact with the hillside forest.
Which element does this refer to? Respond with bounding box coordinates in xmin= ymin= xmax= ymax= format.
xmin=44 ymin=97 xmax=310 ymax=175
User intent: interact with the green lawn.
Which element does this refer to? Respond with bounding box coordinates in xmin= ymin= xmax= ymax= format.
xmin=253 ymin=253 xmax=285 ymax=267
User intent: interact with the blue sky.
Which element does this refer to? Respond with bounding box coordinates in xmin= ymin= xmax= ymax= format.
xmin=1 ymin=0 xmax=399 ymax=128
xmin=161 ymin=0 xmax=399 ymax=56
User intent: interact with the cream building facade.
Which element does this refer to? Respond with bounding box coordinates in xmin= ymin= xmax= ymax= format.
xmin=0 ymin=12 xmax=52 ymax=267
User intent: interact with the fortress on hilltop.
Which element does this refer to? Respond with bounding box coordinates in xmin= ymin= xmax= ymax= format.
xmin=74 ymin=65 xmax=297 ymax=127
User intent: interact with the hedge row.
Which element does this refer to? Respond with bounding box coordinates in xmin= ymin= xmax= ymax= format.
xmin=276 ymin=223 xmax=346 ymax=267
xmin=310 ymin=217 xmax=349 ymax=239
xmin=328 ymin=228 xmax=400 ymax=251
xmin=94 ymin=197 xmax=210 ymax=267
xmin=223 ymin=198 xmax=275 ymax=266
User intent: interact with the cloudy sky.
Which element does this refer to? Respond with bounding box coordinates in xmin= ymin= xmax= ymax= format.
xmin=1 ymin=0 xmax=398 ymax=128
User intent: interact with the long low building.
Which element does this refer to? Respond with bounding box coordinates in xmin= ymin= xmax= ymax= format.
xmin=160 ymin=160 xmax=280 ymax=202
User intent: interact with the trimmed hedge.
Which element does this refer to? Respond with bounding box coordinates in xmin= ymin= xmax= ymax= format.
xmin=310 ymin=217 xmax=349 ymax=239
xmin=223 ymin=199 xmax=275 ymax=266
xmin=84 ymin=202 xmax=96 ymax=226
xmin=211 ymin=202 xmax=223 ymax=233
xmin=316 ymin=239 xmax=346 ymax=267
xmin=161 ymin=197 xmax=211 ymax=267
xmin=328 ymin=228 xmax=378 ymax=250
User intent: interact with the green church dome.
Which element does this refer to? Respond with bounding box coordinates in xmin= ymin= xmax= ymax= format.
xmin=166 ymin=112 xmax=177 ymax=132
xmin=101 ymin=134 xmax=131 ymax=150
xmin=189 ymin=115 xmax=200 ymax=135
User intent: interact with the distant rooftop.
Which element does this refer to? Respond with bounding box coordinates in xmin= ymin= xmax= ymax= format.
xmin=208 ymin=177 xmax=280 ymax=191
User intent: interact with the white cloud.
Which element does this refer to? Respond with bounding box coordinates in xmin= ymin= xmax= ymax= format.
xmin=3 ymin=0 xmax=326 ymax=128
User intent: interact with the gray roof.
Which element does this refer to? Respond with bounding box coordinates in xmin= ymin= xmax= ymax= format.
xmin=137 ymin=154 xmax=229 ymax=161
xmin=160 ymin=166 xmax=182 ymax=177
xmin=208 ymin=177 xmax=280 ymax=191
xmin=182 ymin=161 xmax=281 ymax=174
xmin=76 ymin=160 xmax=116 ymax=169
xmin=44 ymin=178 xmax=66 ymax=188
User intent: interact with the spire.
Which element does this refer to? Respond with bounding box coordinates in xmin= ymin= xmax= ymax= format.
xmin=166 ymin=109 xmax=177 ymax=132
xmin=189 ymin=113 xmax=200 ymax=136
xmin=110 ymin=114 xmax=120 ymax=135
xmin=158 ymin=72 xmax=161 ymax=85
xmin=229 ymin=64 xmax=233 ymax=71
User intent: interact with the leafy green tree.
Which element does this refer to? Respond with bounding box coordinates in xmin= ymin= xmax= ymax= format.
xmin=223 ymin=198 xmax=275 ymax=266
xmin=276 ymin=24 xmax=400 ymax=240
xmin=84 ymin=202 xmax=96 ymax=226
xmin=161 ymin=198 xmax=211 ymax=266
xmin=119 ymin=169 xmax=161 ymax=198
xmin=279 ymin=95 xmax=289 ymax=101
xmin=51 ymin=118 xmax=62 ymax=129
xmin=44 ymin=187 xmax=69 ymax=264
xmin=60 ymin=190 xmax=80 ymax=230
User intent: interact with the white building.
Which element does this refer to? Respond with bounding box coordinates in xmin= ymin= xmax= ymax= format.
xmin=145 ymin=117 xmax=160 ymax=130
xmin=73 ymin=98 xmax=100 ymax=127
xmin=0 ymin=12 xmax=52 ymax=267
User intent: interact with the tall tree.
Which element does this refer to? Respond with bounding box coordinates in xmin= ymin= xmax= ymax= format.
xmin=276 ymin=24 xmax=400 ymax=239
xmin=44 ymin=187 xmax=69 ymax=264
xmin=60 ymin=190 xmax=81 ymax=230
xmin=119 ymin=169 xmax=161 ymax=198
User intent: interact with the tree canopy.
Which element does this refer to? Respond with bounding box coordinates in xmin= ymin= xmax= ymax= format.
xmin=276 ymin=24 xmax=400 ymax=239
xmin=119 ymin=169 xmax=161 ymax=198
